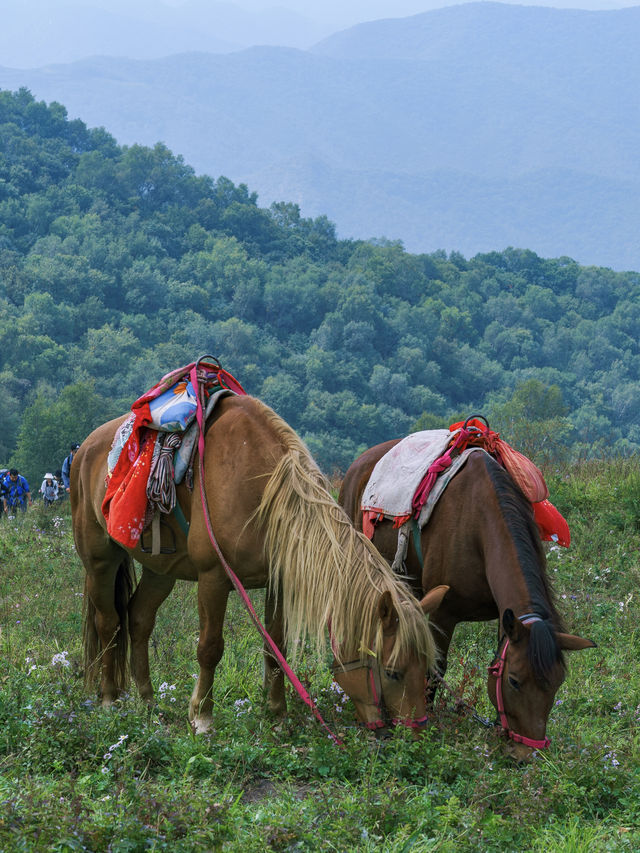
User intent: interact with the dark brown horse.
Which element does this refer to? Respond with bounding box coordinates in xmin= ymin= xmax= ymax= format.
xmin=339 ymin=441 xmax=595 ymax=759
xmin=72 ymin=396 xmax=447 ymax=736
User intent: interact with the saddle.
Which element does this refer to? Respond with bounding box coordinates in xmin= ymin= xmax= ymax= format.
xmin=102 ymin=357 xmax=246 ymax=553
xmin=361 ymin=417 xmax=569 ymax=573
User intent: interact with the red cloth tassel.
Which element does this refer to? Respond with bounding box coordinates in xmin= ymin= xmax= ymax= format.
xmin=533 ymin=499 xmax=570 ymax=547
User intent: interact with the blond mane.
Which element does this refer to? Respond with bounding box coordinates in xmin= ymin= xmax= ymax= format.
xmin=253 ymin=400 xmax=436 ymax=670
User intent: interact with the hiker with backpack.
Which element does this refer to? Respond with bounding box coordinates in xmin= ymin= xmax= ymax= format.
xmin=0 ymin=468 xmax=7 ymax=518
xmin=2 ymin=469 xmax=32 ymax=514
xmin=61 ymin=444 xmax=80 ymax=493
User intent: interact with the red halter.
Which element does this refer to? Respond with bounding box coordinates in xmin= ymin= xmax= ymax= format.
xmin=488 ymin=614 xmax=551 ymax=751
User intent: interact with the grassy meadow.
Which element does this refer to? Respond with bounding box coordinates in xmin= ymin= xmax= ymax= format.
xmin=0 ymin=459 xmax=639 ymax=851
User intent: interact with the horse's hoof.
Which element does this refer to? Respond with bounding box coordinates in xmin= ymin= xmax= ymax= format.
xmin=191 ymin=716 xmax=214 ymax=735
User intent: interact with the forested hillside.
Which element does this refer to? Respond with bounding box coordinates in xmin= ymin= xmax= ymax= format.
xmin=1 ymin=89 xmax=639 ymax=485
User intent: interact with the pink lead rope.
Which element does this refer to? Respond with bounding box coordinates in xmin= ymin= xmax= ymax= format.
xmin=189 ymin=365 xmax=342 ymax=746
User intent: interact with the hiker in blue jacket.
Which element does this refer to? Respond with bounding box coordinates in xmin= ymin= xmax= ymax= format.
xmin=61 ymin=443 xmax=80 ymax=493
xmin=2 ymin=469 xmax=32 ymax=513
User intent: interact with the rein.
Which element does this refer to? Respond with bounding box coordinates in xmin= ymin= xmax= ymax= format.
xmin=430 ymin=669 xmax=495 ymax=730
xmin=189 ymin=361 xmax=342 ymax=746
xmin=488 ymin=613 xmax=551 ymax=750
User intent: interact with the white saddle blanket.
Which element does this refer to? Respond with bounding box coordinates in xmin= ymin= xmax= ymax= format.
xmin=361 ymin=429 xmax=454 ymax=520
xmin=361 ymin=428 xmax=491 ymax=524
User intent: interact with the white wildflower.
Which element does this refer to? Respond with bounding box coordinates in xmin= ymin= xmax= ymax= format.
xmin=234 ymin=698 xmax=252 ymax=716
xmin=158 ymin=682 xmax=176 ymax=699
xmin=51 ymin=651 xmax=70 ymax=668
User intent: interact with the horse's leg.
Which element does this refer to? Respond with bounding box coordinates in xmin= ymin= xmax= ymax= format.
xmin=189 ymin=571 xmax=230 ymax=734
xmin=83 ymin=552 xmax=133 ymax=707
xmin=427 ymin=616 xmax=457 ymax=704
xmin=128 ymin=568 xmax=176 ymax=704
xmin=263 ymin=586 xmax=287 ymax=716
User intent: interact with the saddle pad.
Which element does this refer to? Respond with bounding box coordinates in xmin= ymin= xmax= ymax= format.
xmin=361 ymin=429 xmax=453 ymax=523
xmin=361 ymin=426 xmax=570 ymax=548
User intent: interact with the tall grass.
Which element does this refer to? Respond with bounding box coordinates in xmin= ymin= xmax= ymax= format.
xmin=0 ymin=462 xmax=639 ymax=851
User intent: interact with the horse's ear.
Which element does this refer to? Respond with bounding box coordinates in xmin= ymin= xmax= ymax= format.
xmin=556 ymin=632 xmax=597 ymax=651
xmin=419 ymin=585 xmax=449 ymax=615
xmin=502 ymin=609 xmax=524 ymax=642
xmin=378 ymin=590 xmax=399 ymax=632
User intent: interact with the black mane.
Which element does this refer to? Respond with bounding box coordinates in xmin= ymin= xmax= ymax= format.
xmin=482 ymin=452 xmax=566 ymax=682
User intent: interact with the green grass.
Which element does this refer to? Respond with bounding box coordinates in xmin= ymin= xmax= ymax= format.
xmin=1 ymin=463 xmax=639 ymax=851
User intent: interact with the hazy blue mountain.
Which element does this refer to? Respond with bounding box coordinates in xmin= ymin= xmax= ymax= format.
xmin=1 ymin=3 xmax=639 ymax=269
xmin=0 ymin=0 xmax=321 ymax=66
xmin=312 ymin=2 xmax=640 ymax=64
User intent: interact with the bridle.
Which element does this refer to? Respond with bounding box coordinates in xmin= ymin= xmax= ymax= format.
xmin=331 ymin=656 xmax=429 ymax=731
xmin=488 ymin=613 xmax=551 ymax=750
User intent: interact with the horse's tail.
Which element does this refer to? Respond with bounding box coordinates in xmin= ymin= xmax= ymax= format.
xmin=82 ymin=557 xmax=136 ymax=693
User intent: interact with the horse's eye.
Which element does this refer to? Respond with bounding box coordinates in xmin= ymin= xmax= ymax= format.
xmin=384 ymin=669 xmax=402 ymax=681
xmin=508 ymin=676 xmax=520 ymax=690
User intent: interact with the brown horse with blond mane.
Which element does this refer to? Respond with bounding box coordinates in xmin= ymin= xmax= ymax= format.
xmin=339 ymin=441 xmax=595 ymax=760
xmin=72 ymin=395 xmax=447 ymax=736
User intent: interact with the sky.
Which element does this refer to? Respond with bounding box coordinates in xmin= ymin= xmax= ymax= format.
xmin=2 ymin=0 xmax=638 ymax=266
xmin=234 ymin=0 xmax=639 ymax=17
xmin=18 ymin=0 xmax=640 ymax=35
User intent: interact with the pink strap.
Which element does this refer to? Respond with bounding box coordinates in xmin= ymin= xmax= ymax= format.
xmin=412 ymin=427 xmax=473 ymax=515
xmin=190 ymin=367 xmax=342 ymax=745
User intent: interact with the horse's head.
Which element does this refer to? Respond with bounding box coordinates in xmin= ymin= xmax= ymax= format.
xmin=333 ymin=585 xmax=449 ymax=737
xmin=487 ymin=609 xmax=595 ymax=762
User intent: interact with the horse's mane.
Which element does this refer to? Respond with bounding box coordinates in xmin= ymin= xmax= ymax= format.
xmin=482 ymin=453 xmax=566 ymax=683
xmin=254 ymin=401 xmax=436 ymax=670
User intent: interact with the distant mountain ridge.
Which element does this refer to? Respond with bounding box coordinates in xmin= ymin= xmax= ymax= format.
xmin=0 ymin=0 xmax=321 ymax=66
xmin=1 ymin=2 xmax=639 ymax=269
xmin=312 ymin=2 xmax=640 ymax=64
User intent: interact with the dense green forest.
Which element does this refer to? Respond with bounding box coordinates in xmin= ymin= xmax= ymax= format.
xmin=1 ymin=87 xmax=639 ymax=486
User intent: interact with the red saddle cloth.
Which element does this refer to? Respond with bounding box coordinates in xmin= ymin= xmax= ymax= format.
xmin=102 ymin=359 xmax=245 ymax=549
xmin=447 ymin=419 xmax=548 ymax=504
xmin=533 ymin=499 xmax=571 ymax=548
xmin=103 ymin=430 xmax=158 ymax=548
